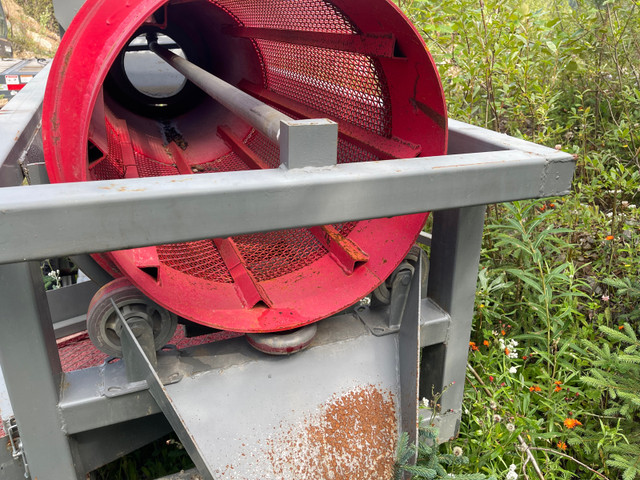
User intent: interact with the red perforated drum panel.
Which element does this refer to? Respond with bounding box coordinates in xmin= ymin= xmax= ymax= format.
xmin=43 ymin=0 xmax=447 ymax=332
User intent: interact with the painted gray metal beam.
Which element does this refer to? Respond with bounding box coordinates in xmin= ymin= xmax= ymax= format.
xmin=448 ymin=119 xmax=561 ymax=156
xmin=59 ymin=364 xmax=161 ymax=435
xmin=74 ymin=415 xmax=173 ymax=474
xmin=419 ymin=298 xmax=450 ymax=347
xmin=422 ymin=206 xmax=487 ymax=442
xmin=0 ymin=147 xmax=574 ymax=264
xmin=0 ymin=262 xmax=83 ymax=479
xmin=47 ymin=280 xmax=100 ymax=338
xmin=0 ymin=63 xmax=49 ymax=188
xmin=52 ymin=0 xmax=85 ymax=30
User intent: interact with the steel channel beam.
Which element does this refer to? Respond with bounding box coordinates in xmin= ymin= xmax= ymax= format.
xmin=0 ymin=262 xmax=83 ymax=479
xmin=421 ymin=206 xmax=487 ymax=441
xmin=0 ymin=147 xmax=573 ymax=264
xmin=0 ymin=63 xmax=50 ymax=188
xmin=47 ymin=280 xmax=99 ymax=338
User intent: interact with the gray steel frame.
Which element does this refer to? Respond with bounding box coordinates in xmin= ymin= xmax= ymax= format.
xmin=0 ymin=68 xmax=575 ymax=479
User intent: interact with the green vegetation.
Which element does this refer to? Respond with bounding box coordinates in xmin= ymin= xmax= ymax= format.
xmin=93 ymin=434 xmax=194 ymax=480
xmin=12 ymin=0 xmax=57 ymax=32
xmin=399 ymin=0 xmax=640 ymax=478
xmin=6 ymin=0 xmax=59 ymax=57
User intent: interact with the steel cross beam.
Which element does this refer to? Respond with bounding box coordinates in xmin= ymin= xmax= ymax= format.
xmin=0 ymin=147 xmax=572 ymax=264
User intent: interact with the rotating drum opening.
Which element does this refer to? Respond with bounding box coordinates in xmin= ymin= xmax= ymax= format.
xmin=123 ymin=34 xmax=187 ymax=100
xmin=43 ymin=0 xmax=448 ymax=333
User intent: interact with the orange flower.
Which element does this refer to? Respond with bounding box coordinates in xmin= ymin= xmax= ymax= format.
xmin=605 ymin=235 xmax=614 ymax=241
xmin=619 ymin=325 xmax=624 ymax=330
xmin=554 ymin=381 xmax=562 ymax=385
xmin=501 ymin=330 xmax=506 ymax=336
xmin=529 ymin=385 xmax=542 ymax=392
xmin=469 ymin=342 xmax=479 ymax=351
xmin=505 ymin=348 xmax=510 ymax=356
xmin=564 ymin=418 xmax=582 ymax=429
xmin=557 ymin=441 xmax=567 ymax=451
xmin=555 ymin=385 xmax=562 ymax=392
xmin=483 ymin=340 xmax=490 ymax=347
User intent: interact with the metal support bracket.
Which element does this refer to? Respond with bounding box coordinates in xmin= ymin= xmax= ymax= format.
xmin=99 ymin=348 xmax=184 ymax=398
xmin=103 ymin=299 xmax=184 ymax=396
xmin=3 ymin=416 xmax=30 ymax=478
xmin=387 ymin=262 xmax=415 ymax=330
xmin=357 ymin=257 xmax=418 ymax=336
xmin=118 ymin=312 xmax=214 ymax=480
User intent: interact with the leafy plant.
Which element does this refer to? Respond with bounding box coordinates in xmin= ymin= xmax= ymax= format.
xmin=581 ymin=321 xmax=640 ymax=480
xmin=395 ymin=425 xmax=496 ymax=480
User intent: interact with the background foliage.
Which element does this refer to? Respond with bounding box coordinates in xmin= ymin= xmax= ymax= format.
xmin=399 ymin=0 xmax=640 ymax=478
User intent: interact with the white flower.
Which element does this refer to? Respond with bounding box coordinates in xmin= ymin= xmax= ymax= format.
xmin=493 ymin=414 xmax=502 ymax=423
xmin=506 ymin=464 xmax=518 ymax=480
xmin=509 ymin=366 xmax=519 ymax=374
xmin=421 ymin=397 xmax=430 ymax=408
xmin=452 ymin=446 xmax=463 ymax=457
xmin=506 ymin=423 xmax=516 ymax=432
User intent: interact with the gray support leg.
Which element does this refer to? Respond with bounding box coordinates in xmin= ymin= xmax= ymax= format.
xmin=423 ymin=206 xmax=486 ymax=441
xmin=0 ymin=262 xmax=83 ymax=479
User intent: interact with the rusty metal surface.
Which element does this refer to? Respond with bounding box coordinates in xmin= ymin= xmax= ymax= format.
xmin=264 ymin=385 xmax=397 ymax=479
xmin=129 ymin=313 xmax=403 ymax=479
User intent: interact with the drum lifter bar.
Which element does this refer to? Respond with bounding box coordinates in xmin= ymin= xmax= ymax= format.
xmin=148 ymin=34 xmax=292 ymax=144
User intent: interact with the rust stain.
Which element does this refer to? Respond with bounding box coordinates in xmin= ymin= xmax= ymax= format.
xmin=266 ymin=384 xmax=397 ymax=479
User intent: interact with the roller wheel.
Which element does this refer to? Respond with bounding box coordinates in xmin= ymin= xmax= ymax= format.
xmin=246 ymin=323 xmax=317 ymax=355
xmin=372 ymin=245 xmax=429 ymax=306
xmin=87 ymin=277 xmax=178 ymax=357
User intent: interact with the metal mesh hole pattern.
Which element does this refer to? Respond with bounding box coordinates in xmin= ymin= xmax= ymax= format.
xmin=232 ymin=228 xmax=329 ymax=282
xmin=213 ymin=0 xmax=356 ymax=33
xmin=58 ymin=332 xmax=109 ymax=372
xmin=257 ymin=40 xmax=390 ymax=136
xmin=133 ymin=149 xmax=180 ymax=177
xmin=337 ymin=137 xmax=381 ymax=164
xmin=90 ymin=119 xmax=126 ymax=180
xmin=192 ymin=150 xmax=250 ymax=173
xmin=157 ymin=240 xmax=234 ymax=283
xmin=55 ymin=328 xmax=242 ymax=373
xmin=245 ymin=129 xmax=280 ymax=168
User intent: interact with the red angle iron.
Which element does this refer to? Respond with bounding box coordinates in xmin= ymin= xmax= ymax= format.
xmin=42 ymin=0 xmax=447 ymax=336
